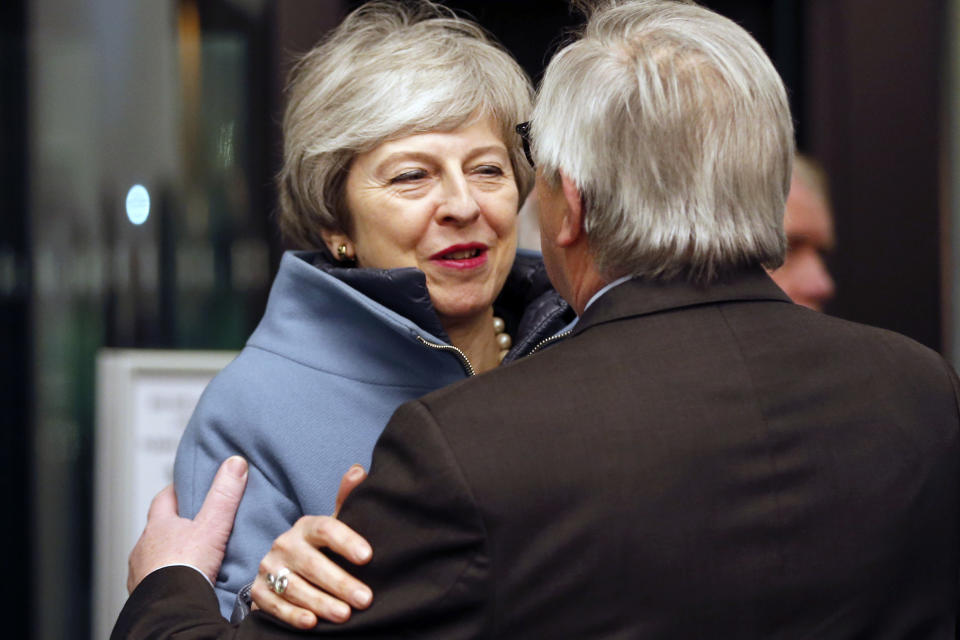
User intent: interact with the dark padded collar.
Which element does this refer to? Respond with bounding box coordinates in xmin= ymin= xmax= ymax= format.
xmin=309 ymin=250 xmax=574 ymax=359
xmin=312 ymin=250 xmax=449 ymax=343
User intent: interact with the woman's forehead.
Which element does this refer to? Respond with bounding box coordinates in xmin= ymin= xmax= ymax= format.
xmin=360 ymin=117 xmax=508 ymax=162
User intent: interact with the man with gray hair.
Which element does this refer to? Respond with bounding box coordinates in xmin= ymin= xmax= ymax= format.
xmin=115 ymin=1 xmax=959 ymax=637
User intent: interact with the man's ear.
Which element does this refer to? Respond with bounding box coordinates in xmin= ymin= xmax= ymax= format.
xmin=557 ymin=172 xmax=585 ymax=247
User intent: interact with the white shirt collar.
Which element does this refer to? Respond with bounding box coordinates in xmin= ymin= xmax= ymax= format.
xmin=582 ymin=275 xmax=634 ymax=313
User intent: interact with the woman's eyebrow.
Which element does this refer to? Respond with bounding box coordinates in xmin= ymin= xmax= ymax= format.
xmin=465 ymin=145 xmax=509 ymax=158
xmin=374 ymin=151 xmax=435 ymax=168
xmin=376 ymin=145 xmax=508 ymax=168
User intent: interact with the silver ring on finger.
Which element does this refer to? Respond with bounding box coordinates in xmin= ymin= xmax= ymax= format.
xmin=265 ymin=567 xmax=291 ymax=596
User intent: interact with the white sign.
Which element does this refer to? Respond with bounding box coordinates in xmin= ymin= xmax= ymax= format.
xmin=93 ymin=349 xmax=236 ymax=640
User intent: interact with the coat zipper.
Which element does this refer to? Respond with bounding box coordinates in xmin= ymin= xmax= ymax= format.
xmin=525 ymin=329 xmax=573 ymax=357
xmin=416 ymin=336 xmax=476 ymax=377
xmin=417 ymin=327 xmax=573 ymax=376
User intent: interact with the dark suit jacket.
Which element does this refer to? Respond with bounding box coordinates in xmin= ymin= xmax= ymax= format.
xmin=114 ymin=270 xmax=960 ymax=639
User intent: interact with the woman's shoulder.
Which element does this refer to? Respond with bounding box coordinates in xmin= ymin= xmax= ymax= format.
xmin=182 ymin=346 xmax=338 ymax=435
xmin=172 ymin=348 xmax=379 ymax=513
xmin=180 ymin=341 xmax=429 ymax=455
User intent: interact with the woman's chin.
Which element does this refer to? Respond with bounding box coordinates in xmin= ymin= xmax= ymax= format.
xmin=433 ymin=299 xmax=496 ymax=328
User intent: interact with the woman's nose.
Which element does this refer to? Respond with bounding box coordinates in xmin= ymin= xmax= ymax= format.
xmin=437 ymin=175 xmax=481 ymax=225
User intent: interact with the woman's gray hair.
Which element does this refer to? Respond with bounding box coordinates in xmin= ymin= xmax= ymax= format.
xmin=533 ymin=0 xmax=792 ymax=282
xmin=278 ymin=0 xmax=534 ymax=249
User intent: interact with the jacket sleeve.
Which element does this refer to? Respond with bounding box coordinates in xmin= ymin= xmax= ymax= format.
xmin=174 ymin=379 xmax=303 ymax=618
xmin=111 ymin=566 xmax=300 ymax=640
xmin=111 ymin=567 xmax=235 ymax=639
xmin=947 ymin=359 xmax=960 ymax=637
xmin=307 ymin=399 xmax=492 ymax=638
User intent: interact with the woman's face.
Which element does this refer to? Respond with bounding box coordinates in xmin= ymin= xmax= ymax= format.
xmin=339 ymin=116 xmax=519 ymax=324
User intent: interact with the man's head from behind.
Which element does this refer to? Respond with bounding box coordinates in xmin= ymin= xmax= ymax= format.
xmin=768 ymin=155 xmax=836 ymax=311
xmin=532 ymin=0 xmax=793 ymax=288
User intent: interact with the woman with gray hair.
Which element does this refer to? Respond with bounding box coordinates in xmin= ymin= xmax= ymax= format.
xmin=172 ymin=0 xmax=572 ymax=626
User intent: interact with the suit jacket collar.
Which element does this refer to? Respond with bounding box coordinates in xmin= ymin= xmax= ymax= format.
xmin=573 ymin=268 xmax=792 ymax=336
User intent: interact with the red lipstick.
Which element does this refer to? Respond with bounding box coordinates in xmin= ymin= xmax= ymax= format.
xmin=429 ymin=243 xmax=488 ymax=269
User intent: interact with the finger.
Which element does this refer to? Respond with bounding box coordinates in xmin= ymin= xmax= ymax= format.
xmin=195 ymin=456 xmax=249 ymax=538
xmin=146 ymin=485 xmax=178 ymax=522
xmin=278 ymin=541 xmax=373 ymax=610
xmin=250 ymin=577 xmax=326 ymax=629
xmin=265 ymin=523 xmax=372 ymax=609
xmin=300 ymin=515 xmax=372 ymax=566
xmin=257 ymin=567 xmax=356 ymax=624
xmin=333 ymin=464 xmax=366 ymax=517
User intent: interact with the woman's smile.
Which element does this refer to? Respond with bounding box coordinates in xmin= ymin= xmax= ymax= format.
xmin=429 ymin=243 xmax=489 ymax=270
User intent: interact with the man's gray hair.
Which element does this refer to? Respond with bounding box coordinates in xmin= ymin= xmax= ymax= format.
xmin=533 ymin=0 xmax=792 ymax=282
xmin=278 ymin=0 xmax=533 ymax=248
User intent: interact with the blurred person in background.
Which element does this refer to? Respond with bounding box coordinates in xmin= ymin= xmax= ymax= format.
xmin=768 ymin=154 xmax=836 ymax=311
xmin=171 ymin=0 xmax=572 ymax=622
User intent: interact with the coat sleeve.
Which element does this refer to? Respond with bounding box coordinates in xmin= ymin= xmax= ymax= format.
xmin=947 ymin=359 xmax=960 ymax=635
xmin=110 ymin=566 xmax=240 ymax=639
xmin=174 ymin=377 xmax=303 ymax=618
xmin=111 ymin=566 xmax=304 ymax=640
xmin=114 ymin=400 xmax=491 ymax=639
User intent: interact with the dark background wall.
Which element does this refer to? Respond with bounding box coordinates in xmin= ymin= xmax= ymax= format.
xmin=1 ymin=0 xmax=31 ymax=637
xmin=807 ymin=0 xmax=945 ymax=351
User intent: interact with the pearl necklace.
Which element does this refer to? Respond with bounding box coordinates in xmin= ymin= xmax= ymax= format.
xmin=493 ymin=316 xmax=512 ymax=363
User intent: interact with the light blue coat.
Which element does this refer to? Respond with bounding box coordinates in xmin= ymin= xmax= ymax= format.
xmin=173 ymin=250 xmax=572 ymax=617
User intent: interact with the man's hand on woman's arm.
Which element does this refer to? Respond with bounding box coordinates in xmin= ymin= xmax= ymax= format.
xmin=127 ymin=456 xmax=249 ymax=593
xmin=251 ymin=464 xmax=373 ymax=629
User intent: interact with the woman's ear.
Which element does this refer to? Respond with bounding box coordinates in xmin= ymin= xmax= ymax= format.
xmin=320 ymin=230 xmax=355 ymax=263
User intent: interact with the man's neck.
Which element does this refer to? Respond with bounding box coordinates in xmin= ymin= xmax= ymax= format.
xmin=562 ymin=252 xmax=611 ymax=316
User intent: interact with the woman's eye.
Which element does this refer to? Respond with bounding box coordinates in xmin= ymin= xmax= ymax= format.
xmin=474 ymin=165 xmax=504 ymax=176
xmin=389 ymin=169 xmax=427 ymax=184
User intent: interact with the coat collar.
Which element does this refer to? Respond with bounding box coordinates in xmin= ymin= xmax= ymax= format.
xmin=300 ymin=249 xmax=573 ymax=360
xmin=573 ymin=268 xmax=792 ymax=337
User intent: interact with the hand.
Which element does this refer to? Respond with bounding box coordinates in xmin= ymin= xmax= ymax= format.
xmin=127 ymin=456 xmax=248 ymax=593
xmin=251 ymin=464 xmax=372 ymax=628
